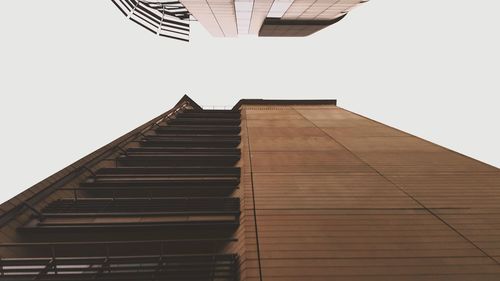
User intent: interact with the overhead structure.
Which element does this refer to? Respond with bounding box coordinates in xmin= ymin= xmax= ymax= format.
xmin=112 ymin=0 xmax=191 ymax=41
xmin=111 ymin=0 xmax=370 ymax=40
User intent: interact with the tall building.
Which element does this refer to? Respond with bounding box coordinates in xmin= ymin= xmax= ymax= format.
xmin=111 ymin=0 xmax=369 ymax=41
xmin=1 ymin=95 xmax=499 ymax=280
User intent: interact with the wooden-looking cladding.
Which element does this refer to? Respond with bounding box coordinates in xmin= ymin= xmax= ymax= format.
xmin=2 ymin=97 xmax=499 ymax=280
xmin=239 ymin=104 xmax=500 ymax=281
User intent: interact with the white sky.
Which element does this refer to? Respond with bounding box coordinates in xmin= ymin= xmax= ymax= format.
xmin=0 ymin=0 xmax=499 ymax=203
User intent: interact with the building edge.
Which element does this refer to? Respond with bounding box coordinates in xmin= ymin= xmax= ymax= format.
xmin=0 ymin=94 xmax=199 ymax=226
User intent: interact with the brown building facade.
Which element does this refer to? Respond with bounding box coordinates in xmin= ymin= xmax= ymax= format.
xmin=1 ymin=96 xmax=500 ymax=280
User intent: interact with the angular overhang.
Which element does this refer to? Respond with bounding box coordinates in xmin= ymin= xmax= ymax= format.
xmin=258 ymin=14 xmax=347 ymax=37
xmin=110 ymin=0 xmax=370 ymax=40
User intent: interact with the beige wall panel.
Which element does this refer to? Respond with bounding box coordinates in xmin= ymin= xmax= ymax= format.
xmin=249 ymin=0 xmax=275 ymax=34
xmin=180 ymin=0 xmax=224 ymax=36
xmin=180 ymin=0 xmax=237 ymax=36
xmin=282 ymin=0 xmax=363 ymax=20
xmin=209 ymin=0 xmax=238 ymax=36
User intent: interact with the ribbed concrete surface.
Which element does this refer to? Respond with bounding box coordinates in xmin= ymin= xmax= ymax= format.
xmin=239 ymin=104 xmax=500 ymax=281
